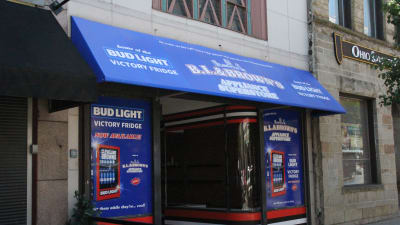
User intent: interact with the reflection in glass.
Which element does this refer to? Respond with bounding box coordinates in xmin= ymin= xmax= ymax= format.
xmin=169 ymin=0 xmax=192 ymax=17
xmin=199 ymin=0 xmax=221 ymax=25
xmin=227 ymin=121 xmax=260 ymax=210
xmin=364 ymin=0 xmax=373 ymax=36
xmin=227 ymin=3 xmax=246 ymax=33
xmin=341 ymin=97 xmax=372 ymax=186
xmin=329 ymin=0 xmax=339 ymax=24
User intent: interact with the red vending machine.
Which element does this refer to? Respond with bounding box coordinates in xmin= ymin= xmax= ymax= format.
xmin=270 ymin=150 xmax=286 ymax=197
xmin=96 ymin=144 xmax=121 ymax=201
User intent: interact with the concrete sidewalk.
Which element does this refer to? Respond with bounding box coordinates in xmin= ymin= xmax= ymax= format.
xmin=365 ymin=214 xmax=400 ymax=225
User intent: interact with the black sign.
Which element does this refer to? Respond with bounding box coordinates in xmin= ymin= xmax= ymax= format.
xmin=333 ymin=32 xmax=394 ymax=65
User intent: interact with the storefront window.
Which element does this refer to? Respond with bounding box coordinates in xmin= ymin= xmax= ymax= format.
xmin=341 ymin=96 xmax=373 ymax=185
xmin=165 ymin=125 xmax=227 ymax=209
xmin=163 ymin=106 xmax=260 ymax=211
xmin=226 ymin=121 xmax=260 ymax=210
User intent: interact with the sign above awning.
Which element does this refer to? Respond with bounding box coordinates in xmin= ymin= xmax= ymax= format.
xmin=71 ymin=16 xmax=345 ymax=114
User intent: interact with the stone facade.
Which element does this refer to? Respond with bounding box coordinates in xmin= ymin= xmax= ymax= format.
xmin=37 ymin=100 xmax=69 ymax=225
xmin=310 ymin=0 xmax=400 ymax=224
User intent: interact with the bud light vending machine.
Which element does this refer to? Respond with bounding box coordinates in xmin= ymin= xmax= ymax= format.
xmin=270 ymin=150 xmax=286 ymax=197
xmin=96 ymin=144 xmax=121 ymax=201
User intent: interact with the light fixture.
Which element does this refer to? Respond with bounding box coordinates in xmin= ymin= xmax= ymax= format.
xmin=49 ymin=0 xmax=69 ymax=14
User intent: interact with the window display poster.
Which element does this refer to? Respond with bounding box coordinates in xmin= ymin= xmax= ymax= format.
xmin=91 ymin=96 xmax=152 ymax=219
xmin=263 ymin=109 xmax=304 ymax=210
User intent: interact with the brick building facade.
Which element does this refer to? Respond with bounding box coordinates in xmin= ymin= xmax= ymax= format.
xmin=309 ymin=0 xmax=400 ymax=224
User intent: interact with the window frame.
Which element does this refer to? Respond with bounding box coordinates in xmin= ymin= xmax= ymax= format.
xmin=329 ymin=0 xmax=352 ymax=29
xmin=364 ymin=0 xmax=384 ymax=40
xmin=340 ymin=94 xmax=378 ymax=186
xmin=153 ymin=0 xmax=267 ymax=40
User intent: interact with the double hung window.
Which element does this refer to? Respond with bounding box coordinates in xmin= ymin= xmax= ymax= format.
xmin=329 ymin=0 xmax=352 ymax=29
xmin=364 ymin=0 xmax=384 ymax=39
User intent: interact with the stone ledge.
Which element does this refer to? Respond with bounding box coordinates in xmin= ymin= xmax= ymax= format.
xmin=342 ymin=184 xmax=384 ymax=193
xmin=313 ymin=16 xmax=400 ymax=52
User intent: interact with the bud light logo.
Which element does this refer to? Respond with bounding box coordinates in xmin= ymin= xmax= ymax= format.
xmin=131 ymin=178 xmax=141 ymax=186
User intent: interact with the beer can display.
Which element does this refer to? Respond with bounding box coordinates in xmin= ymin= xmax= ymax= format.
xmin=270 ymin=150 xmax=286 ymax=197
xmin=96 ymin=144 xmax=121 ymax=201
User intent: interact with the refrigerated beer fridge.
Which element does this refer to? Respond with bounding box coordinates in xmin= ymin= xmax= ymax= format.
xmin=270 ymin=150 xmax=286 ymax=197
xmin=96 ymin=145 xmax=121 ymax=201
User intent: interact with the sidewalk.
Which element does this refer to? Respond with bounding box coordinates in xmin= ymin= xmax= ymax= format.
xmin=365 ymin=214 xmax=400 ymax=225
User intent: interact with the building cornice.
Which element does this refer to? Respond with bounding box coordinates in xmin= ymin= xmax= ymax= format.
xmin=313 ymin=16 xmax=400 ymax=53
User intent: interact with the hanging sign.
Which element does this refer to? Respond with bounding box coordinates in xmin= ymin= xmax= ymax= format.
xmin=333 ymin=32 xmax=394 ymax=65
xmin=264 ymin=109 xmax=305 ymax=210
xmin=90 ymin=96 xmax=153 ymax=220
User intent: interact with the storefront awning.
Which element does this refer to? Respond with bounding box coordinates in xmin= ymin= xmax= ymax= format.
xmin=71 ymin=16 xmax=345 ymax=114
xmin=0 ymin=2 xmax=97 ymax=102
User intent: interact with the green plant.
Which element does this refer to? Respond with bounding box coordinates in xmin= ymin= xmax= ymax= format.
xmin=376 ymin=0 xmax=400 ymax=106
xmin=383 ymin=0 xmax=400 ymax=43
xmin=376 ymin=57 xmax=400 ymax=106
xmin=66 ymin=191 xmax=99 ymax=225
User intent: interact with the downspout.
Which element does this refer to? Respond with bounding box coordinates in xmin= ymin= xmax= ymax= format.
xmin=306 ymin=0 xmax=324 ymax=225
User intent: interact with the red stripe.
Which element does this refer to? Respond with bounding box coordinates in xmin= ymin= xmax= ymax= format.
xmin=267 ymin=207 xmax=306 ymax=219
xmin=165 ymin=209 xmax=261 ymax=221
xmin=225 ymin=105 xmax=256 ymax=111
xmin=96 ymin=216 xmax=153 ymax=225
xmin=227 ymin=118 xmax=257 ymax=124
xmin=126 ymin=216 xmax=153 ymax=223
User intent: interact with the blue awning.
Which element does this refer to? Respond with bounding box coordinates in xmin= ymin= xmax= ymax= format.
xmin=71 ymin=16 xmax=345 ymax=115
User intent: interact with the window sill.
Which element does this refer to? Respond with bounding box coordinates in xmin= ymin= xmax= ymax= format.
xmin=342 ymin=184 xmax=384 ymax=193
xmin=314 ymin=16 xmax=400 ymax=51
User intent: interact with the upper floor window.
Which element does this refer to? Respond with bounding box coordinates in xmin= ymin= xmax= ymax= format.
xmin=364 ymin=0 xmax=384 ymax=39
xmin=329 ymin=0 xmax=352 ymax=29
xmin=153 ymin=0 xmax=267 ymax=40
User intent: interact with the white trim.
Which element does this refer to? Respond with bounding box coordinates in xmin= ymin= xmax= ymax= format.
xmin=269 ymin=218 xmax=307 ymax=225
xmin=226 ymin=112 xmax=257 ymax=117
xmin=27 ymin=97 xmax=32 ymax=225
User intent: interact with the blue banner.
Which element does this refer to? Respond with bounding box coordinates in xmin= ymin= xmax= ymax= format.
xmin=91 ymin=97 xmax=152 ymax=219
xmin=71 ymin=16 xmax=345 ymax=115
xmin=264 ymin=109 xmax=304 ymax=209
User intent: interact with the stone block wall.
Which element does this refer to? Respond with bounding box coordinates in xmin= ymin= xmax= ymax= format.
xmin=37 ymin=100 xmax=69 ymax=225
xmin=311 ymin=0 xmax=400 ymax=224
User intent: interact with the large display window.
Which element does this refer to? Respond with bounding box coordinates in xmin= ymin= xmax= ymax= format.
xmin=83 ymin=95 xmax=309 ymax=225
xmin=162 ymin=105 xmax=261 ymax=223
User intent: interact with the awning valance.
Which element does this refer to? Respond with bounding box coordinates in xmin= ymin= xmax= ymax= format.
xmin=71 ymin=16 xmax=345 ymax=114
xmin=0 ymin=2 xmax=97 ymax=102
